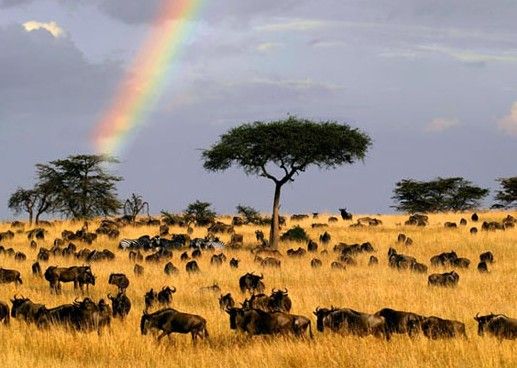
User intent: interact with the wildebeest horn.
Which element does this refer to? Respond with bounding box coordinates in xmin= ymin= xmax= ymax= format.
xmin=171 ymin=286 xmax=176 ymax=293
xmin=474 ymin=312 xmax=480 ymax=321
xmin=283 ymin=288 xmax=288 ymax=294
xmin=272 ymin=288 xmax=277 ymax=293
xmin=259 ymin=273 xmax=263 ymax=279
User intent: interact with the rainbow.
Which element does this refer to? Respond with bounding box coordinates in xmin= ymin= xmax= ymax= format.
xmin=92 ymin=0 xmax=202 ymax=156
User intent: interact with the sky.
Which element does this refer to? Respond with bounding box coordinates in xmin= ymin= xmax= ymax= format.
xmin=1 ymin=0 xmax=517 ymax=220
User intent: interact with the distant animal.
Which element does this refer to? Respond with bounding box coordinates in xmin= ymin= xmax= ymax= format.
xmin=421 ymin=316 xmax=467 ymax=339
xmin=261 ymin=257 xmax=281 ymax=268
xmin=428 ymin=271 xmax=459 ymax=287
xmin=0 ymin=268 xmax=23 ymax=285
xmin=311 ymin=258 xmax=323 ymax=268
xmin=134 ymin=264 xmax=144 ymax=276
xmin=453 ymin=257 xmax=471 ymax=269
xmin=319 ymin=231 xmax=331 ymax=244
xmin=108 ymin=273 xmax=130 ymax=292
xmin=14 ymin=252 xmax=27 ymax=262
xmin=186 ymin=260 xmax=200 ymax=274
xmin=477 ymin=261 xmax=489 ymax=273
xmin=287 ymin=248 xmax=306 ymax=257
xmin=157 ymin=286 xmax=177 ymax=305
xmin=331 ymin=261 xmax=346 ymax=270
xmin=229 ymin=258 xmax=240 ymax=268
xmin=239 ymin=272 xmax=265 ymax=294
xmin=474 ymin=313 xmax=517 ymax=340
xmin=218 ymin=293 xmax=235 ymax=310
xmin=199 ymin=284 xmax=220 ymax=293
xmin=430 ymin=251 xmax=458 ymax=267
xmin=307 ymin=240 xmax=318 ymax=252
xmin=140 ymin=308 xmax=209 ymax=341
xmin=32 ymin=262 xmax=42 ymax=277
xmin=0 ymin=301 xmax=10 ymax=325
xmin=480 ymin=251 xmax=494 ymax=264
xmin=144 ymin=289 xmax=158 ymax=311
xmin=470 ymin=227 xmax=478 ymax=234
xmin=191 ymin=249 xmax=202 ymax=258
xmin=339 ymin=208 xmax=353 ymax=220
xmin=108 ymin=291 xmax=131 ymax=319
xmin=460 ymin=218 xmax=467 ymax=226
xmin=268 ymin=288 xmax=292 ymax=312
xmin=164 ymin=262 xmax=179 ymax=275
xmin=210 ymin=253 xmax=227 ymax=266
xmin=471 ymin=213 xmax=479 ymax=222
xmin=180 ymin=252 xmax=190 ymax=262
xmin=368 ymin=256 xmax=379 ymax=266
xmin=376 ymin=308 xmax=425 ymax=337
xmin=44 ymin=266 xmax=95 ymax=293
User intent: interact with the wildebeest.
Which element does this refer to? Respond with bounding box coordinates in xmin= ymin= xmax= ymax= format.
xmin=229 ymin=258 xmax=240 ymax=268
xmin=157 ymin=286 xmax=177 ymax=305
xmin=37 ymin=248 xmax=50 ymax=262
xmin=164 ymin=262 xmax=179 ymax=275
xmin=14 ymin=252 xmax=27 ymax=262
xmin=311 ymin=258 xmax=323 ymax=268
xmin=140 ymin=308 xmax=209 ymax=341
xmin=134 ymin=264 xmax=144 ymax=276
xmin=477 ymin=261 xmax=489 ymax=273
xmin=261 ymin=257 xmax=281 ymax=268
xmin=480 ymin=251 xmax=494 ymax=264
xmin=368 ymin=256 xmax=379 ymax=266
xmin=180 ymin=251 xmax=190 ymax=262
xmin=470 ymin=227 xmax=478 ymax=234
xmin=144 ymin=289 xmax=158 ymax=312
xmin=307 ymin=240 xmax=318 ymax=252
xmin=239 ymin=272 xmax=265 ymax=294
xmin=32 ymin=262 xmax=42 ymax=277
xmin=128 ymin=250 xmax=143 ymax=262
xmin=319 ymin=231 xmax=331 ymax=244
xmin=313 ymin=307 xmax=389 ymax=340
xmin=0 ymin=267 xmax=23 ymax=285
xmin=44 ymin=266 xmax=95 ymax=293
xmin=268 ymin=289 xmax=292 ymax=312
xmin=428 ymin=271 xmax=459 ymax=287
xmin=430 ymin=251 xmax=458 ymax=267
xmin=388 ymin=248 xmax=419 ymax=271
xmin=287 ymin=247 xmax=306 ymax=257
xmin=421 ymin=316 xmax=467 ymax=339
xmin=218 ymin=293 xmax=235 ymax=310
xmin=108 ymin=273 xmax=129 ymax=292
xmin=186 ymin=260 xmax=200 ymax=273
xmin=0 ymin=301 xmax=10 ymax=325
xmin=410 ymin=262 xmax=428 ymax=274
xmin=331 ymin=261 xmax=346 ymax=270
xmin=108 ymin=291 xmax=131 ymax=319
xmin=444 ymin=222 xmax=457 ymax=228
xmin=10 ymin=296 xmax=46 ymax=324
xmin=453 ymin=257 xmax=471 ymax=268
xmin=471 ymin=213 xmax=479 ymax=221
xmin=243 ymin=293 xmax=271 ymax=311
xmin=339 ymin=208 xmax=353 ymax=220
xmin=376 ymin=308 xmax=425 ymax=337
xmin=210 ymin=253 xmax=227 ymax=266
xmin=474 ymin=313 xmax=517 ymax=340
xmin=191 ymin=249 xmax=202 ymax=258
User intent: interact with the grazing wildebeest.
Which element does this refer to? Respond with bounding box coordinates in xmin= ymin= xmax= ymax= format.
xmin=471 ymin=213 xmax=479 ymax=221
xmin=44 ymin=266 xmax=95 ymax=293
xmin=421 ymin=316 xmax=467 ymax=339
xmin=268 ymin=289 xmax=292 ymax=312
xmin=239 ymin=272 xmax=265 ymax=294
xmin=186 ymin=260 xmax=200 ymax=274
xmin=218 ymin=293 xmax=235 ymax=310
xmin=140 ymin=308 xmax=209 ymax=341
xmin=108 ymin=273 xmax=129 ymax=292
xmin=287 ymin=248 xmax=306 ymax=257
xmin=460 ymin=218 xmax=467 ymax=226
xmin=453 ymin=257 xmax=471 ymax=268
xmin=387 ymin=248 xmax=419 ymax=270
xmin=229 ymin=258 xmax=240 ymax=268
xmin=307 ymin=240 xmax=318 ymax=252
xmin=180 ymin=251 xmax=190 ymax=262
xmin=191 ymin=249 xmax=202 ymax=258
xmin=261 ymin=257 xmax=281 ymax=268
xmin=444 ymin=222 xmax=457 ymax=228
xmin=474 ymin=313 xmax=517 ymax=340
xmin=339 ymin=208 xmax=353 ymax=220
xmin=319 ymin=231 xmax=331 ymax=244
xmin=331 ymin=261 xmax=346 ymax=270
xmin=164 ymin=262 xmax=179 ymax=275
xmin=128 ymin=250 xmax=143 ymax=262
xmin=0 ymin=268 xmax=23 ymax=285
xmin=108 ymin=291 xmax=131 ymax=319
xmin=14 ymin=252 xmax=27 ymax=262
xmin=313 ymin=307 xmax=389 ymax=340
xmin=480 ymin=251 xmax=494 ymax=264
xmin=470 ymin=227 xmax=478 ymax=234
xmin=477 ymin=261 xmax=489 ymax=273
xmin=376 ymin=308 xmax=425 ymax=337
xmin=430 ymin=251 xmax=458 ymax=267
xmin=32 ymin=262 xmax=42 ymax=277
xmin=410 ymin=262 xmax=428 ymax=274
xmin=368 ymin=256 xmax=379 ymax=266
xmin=339 ymin=255 xmax=357 ymax=266
xmin=144 ymin=289 xmax=158 ymax=312
xmin=428 ymin=271 xmax=460 ymax=287
xmin=10 ymin=296 xmax=46 ymax=324
xmin=134 ymin=264 xmax=144 ymax=276
xmin=0 ymin=301 xmax=10 ymax=325
xmin=157 ymin=286 xmax=177 ymax=305
xmin=311 ymin=258 xmax=322 ymax=268
xmin=210 ymin=253 xmax=227 ymax=266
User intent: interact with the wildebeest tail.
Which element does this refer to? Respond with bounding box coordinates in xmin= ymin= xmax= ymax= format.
xmin=140 ymin=313 xmax=148 ymax=335
xmin=308 ymin=320 xmax=313 ymax=339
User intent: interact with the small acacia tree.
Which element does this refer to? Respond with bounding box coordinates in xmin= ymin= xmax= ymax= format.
xmin=493 ymin=177 xmax=517 ymax=208
xmin=8 ymin=186 xmax=55 ymax=225
xmin=124 ymin=193 xmax=149 ymax=223
xmin=202 ymin=117 xmax=371 ymax=248
xmin=184 ymin=200 xmax=216 ymax=226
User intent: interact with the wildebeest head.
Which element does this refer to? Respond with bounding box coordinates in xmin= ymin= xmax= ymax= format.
xmin=219 ymin=293 xmax=235 ymax=310
xmin=474 ymin=313 xmax=496 ymax=336
xmin=269 ymin=288 xmax=291 ymax=312
xmin=140 ymin=311 xmax=151 ymax=335
xmin=313 ymin=307 xmax=334 ymax=332
xmin=157 ymin=286 xmax=177 ymax=304
xmin=10 ymin=296 xmax=29 ymax=318
xmin=144 ymin=289 xmax=157 ymax=310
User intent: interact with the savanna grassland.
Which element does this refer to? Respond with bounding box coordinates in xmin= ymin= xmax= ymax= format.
xmin=0 ymin=212 xmax=516 ymax=368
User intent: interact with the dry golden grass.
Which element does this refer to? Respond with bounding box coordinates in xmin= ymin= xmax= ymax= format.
xmin=0 ymin=211 xmax=516 ymax=368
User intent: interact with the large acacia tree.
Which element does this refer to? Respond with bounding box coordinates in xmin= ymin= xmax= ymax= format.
xmin=202 ymin=117 xmax=371 ymax=248
xmin=493 ymin=177 xmax=517 ymax=208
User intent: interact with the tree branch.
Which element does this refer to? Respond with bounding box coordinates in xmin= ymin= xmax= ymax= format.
xmin=260 ymin=165 xmax=280 ymax=184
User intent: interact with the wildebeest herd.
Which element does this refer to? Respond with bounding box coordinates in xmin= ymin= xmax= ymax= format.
xmin=0 ymin=212 xmax=516 ymax=346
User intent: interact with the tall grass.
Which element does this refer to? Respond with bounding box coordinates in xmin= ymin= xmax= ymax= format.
xmin=0 ymin=212 xmax=515 ymax=368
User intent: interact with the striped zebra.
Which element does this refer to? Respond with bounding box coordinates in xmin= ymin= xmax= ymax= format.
xmin=119 ymin=236 xmax=152 ymax=250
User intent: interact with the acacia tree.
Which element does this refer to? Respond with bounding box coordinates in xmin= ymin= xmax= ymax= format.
xmin=493 ymin=177 xmax=517 ymax=208
xmin=124 ymin=193 xmax=149 ymax=222
xmin=8 ymin=186 xmax=54 ymax=225
xmin=184 ymin=200 xmax=216 ymax=226
xmin=202 ymin=117 xmax=371 ymax=248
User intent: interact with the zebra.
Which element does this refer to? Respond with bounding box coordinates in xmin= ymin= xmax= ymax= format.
xmin=119 ymin=236 xmax=152 ymax=250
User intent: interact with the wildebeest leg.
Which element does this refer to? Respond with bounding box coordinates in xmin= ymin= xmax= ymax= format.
xmin=157 ymin=331 xmax=170 ymax=341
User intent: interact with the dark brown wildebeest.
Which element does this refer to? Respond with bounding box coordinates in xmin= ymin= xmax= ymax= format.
xmin=339 ymin=208 xmax=353 ymax=220
xmin=180 ymin=251 xmax=191 ymax=262
xmin=388 ymin=248 xmax=418 ymax=270
xmin=474 ymin=313 xmax=517 ymax=340
xmin=230 ymin=233 xmax=244 ymax=246
xmin=37 ymin=248 xmax=50 ymax=262
xmin=291 ymin=214 xmax=309 ymax=221
xmin=331 ymin=261 xmax=346 ymax=270
xmin=0 ymin=268 xmax=23 ymax=285
xmin=428 ymin=271 xmax=459 ymax=287
xmin=229 ymin=258 xmax=240 ymax=268
xmin=144 ymin=289 xmax=158 ymax=312
xmin=32 ymin=262 xmax=42 ymax=277
xmin=0 ymin=301 xmax=10 ymax=325
xmin=218 ymin=293 xmax=235 ymax=310
xmin=460 ymin=218 xmax=467 ymax=226
xmin=268 ymin=289 xmax=292 ymax=312
xmin=164 ymin=262 xmax=179 ymax=275
xmin=453 ymin=257 xmax=471 ymax=268
xmin=261 ymin=257 xmax=281 ymax=268
xmin=444 ymin=222 xmax=457 ymax=228
xmin=157 ymin=286 xmax=177 ymax=305
xmin=311 ymin=258 xmax=323 ymax=268
xmin=410 ymin=262 xmax=428 ymax=274
xmin=339 ymin=255 xmax=357 ymax=266
xmin=128 ymin=250 xmax=143 ymax=262
xmin=140 ymin=308 xmax=209 ymax=341
xmin=254 ymin=248 xmax=282 ymax=258
xmin=313 ymin=307 xmax=389 ymax=340
xmin=108 ymin=291 xmax=131 ymax=319
xmin=108 ymin=273 xmax=129 ymax=292
xmin=210 ymin=253 xmax=227 ymax=266
xmin=421 ymin=316 xmax=467 ymax=339
xmin=368 ymin=256 xmax=379 ymax=266
xmin=191 ymin=249 xmax=202 ymax=258
xmin=134 ymin=264 xmax=144 ymax=276
xmin=470 ymin=227 xmax=478 ymax=234
xmin=405 ymin=213 xmax=428 ymax=226
xmin=319 ymin=231 xmax=331 ymax=244
xmin=14 ymin=252 xmax=27 ymax=262
xmin=239 ymin=272 xmax=265 ymax=294
xmin=307 ymin=240 xmax=318 ymax=252
xmin=477 ymin=261 xmax=489 ymax=273
xmin=430 ymin=251 xmax=458 ymax=267
xmin=44 ymin=266 xmax=95 ymax=293
xmin=10 ymin=296 xmax=46 ymax=324
xmin=471 ymin=213 xmax=479 ymax=222
xmin=243 ymin=293 xmax=271 ymax=311
xmin=397 ymin=233 xmax=407 ymax=243
xmin=287 ymin=247 xmax=306 ymax=257
xmin=376 ymin=308 xmax=425 ymax=337
xmin=255 ymin=230 xmax=265 ymax=243
xmin=0 ymin=230 xmax=15 ymax=241
xmin=480 ymin=251 xmax=494 ymax=264
xmin=328 ymin=216 xmax=338 ymax=223
xmin=186 ymin=260 xmax=200 ymax=274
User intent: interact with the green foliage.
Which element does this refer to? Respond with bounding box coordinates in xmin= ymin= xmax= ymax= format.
xmin=392 ymin=177 xmax=489 ymax=213
xmin=124 ymin=193 xmax=149 ymax=222
xmin=184 ymin=200 xmax=216 ymax=226
xmin=8 ymin=186 xmax=55 ymax=225
xmin=493 ymin=177 xmax=517 ymax=208
xmin=236 ymin=204 xmax=262 ymax=224
xmin=160 ymin=211 xmax=186 ymax=226
xmin=280 ymin=225 xmax=308 ymax=242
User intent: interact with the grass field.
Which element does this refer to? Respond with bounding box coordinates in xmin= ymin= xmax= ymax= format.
xmin=0 ymin=212 xmax=515 ymax=368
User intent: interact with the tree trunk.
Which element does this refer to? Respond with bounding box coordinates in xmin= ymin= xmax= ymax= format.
xmin=28 ymin=210 xmax=33 ymax=227
xmin=269 ymin=183 xmax=282 ymax=248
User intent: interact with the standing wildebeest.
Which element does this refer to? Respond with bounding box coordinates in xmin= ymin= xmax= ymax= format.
xmin=319 ymin=231 xmax=331 ymax=244
xmin=313 ymin=307 xmax=390 ymax=340
xmin=144 ymin=289 xmax=158 ymax=311
xmin=186 ymin=260 xmax=200 ymax=273
xmin=0 ymin=301 xmax=10 ymax=325
xmin=471 ymin=213 xmax=479 ymax=221
xmin=428 ymin=271 xmax=459 ymax=287
xmin=210 ymin=253 xmax=227 ymax=266
xmin=376 ymin=308 xmax=425 ymax=337
xmin=311 ymin=258 xmax=323 ymax=268
xmin=191 ymin=249 xmax=202 ymax=258
xmin=421 ymin=316 xmax=467 ymax=339
xmin=268 ymin=289 xmax=292 ymax=312
xmin=134 ymin=264 xmax=144 ymax=276
xmin=218 ymin=293 xmax=235 ymax=310
xmin=307 ymin=240 xmax=318 ymax=252
xmin=32 ymin=262 xmax=42 ymax=277
xmin=10 ymin=296 xmax=46 ymax=324
xmin=480 ymin=251 xmax=494 ymax=264
xmin=477 ymin=261 xmax=489 ymax=273
xmin=0 ymin=268 xmax=23 ymax=285
xmin=157 ymin=286 xmax=177 ymax=305
xmin=368 ymin=256 xmax=379 ymax=266
xmin=108 ymin=273 xmax=130 ymax=292
xmin=239 ymin=272 xmax=265 ymax=294
xmin=108 ymin=292 xmax=131 ymax=319
xmin=140 ymin=308 xmax=209 ymax=341
xmin=229 ymin=258 xmax=240 ymax=268
xmin=164 ymin=262 xmax=179 ymax=275
xmin=261 ymin=257 xmax=281 ymax=268
xmin=243 ymin=293 xmax=271 ymax=311
xmin=474 ymin=313 xmax=517 ymax=340
xmin=339 ymin=208 xmax=353 ymax=220
xmin=44 ymin=266 xmax=95 ymax=293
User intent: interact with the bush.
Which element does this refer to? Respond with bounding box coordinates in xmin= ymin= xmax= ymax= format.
xmin=280 ymin=226 xmax=308 ymax=242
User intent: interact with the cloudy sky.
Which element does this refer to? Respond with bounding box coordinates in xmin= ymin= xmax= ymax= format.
xmin=1 ymin=0 xmax=516 ymax=219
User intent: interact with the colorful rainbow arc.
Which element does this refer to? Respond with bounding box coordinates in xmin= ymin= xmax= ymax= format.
xmin=92 ymin=0 xmax=202 ymax=156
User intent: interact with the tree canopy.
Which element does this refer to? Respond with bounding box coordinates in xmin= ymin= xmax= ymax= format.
xmin=493 ymin=177 xmax=517 ymax=208
xmin=392 ymin=177 xmax=489 ymax=213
